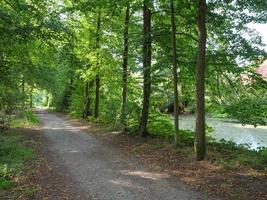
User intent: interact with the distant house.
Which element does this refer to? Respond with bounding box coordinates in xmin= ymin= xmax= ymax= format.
xmin=256 ymin=60 xmax=267 ymax=78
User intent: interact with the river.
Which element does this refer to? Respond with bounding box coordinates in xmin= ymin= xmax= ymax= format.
xmin=177 ymin=115 xmax=267 ymax=150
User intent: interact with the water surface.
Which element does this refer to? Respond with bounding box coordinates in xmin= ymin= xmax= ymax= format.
xmin=177 ymin=115 xmax=267 ymax=149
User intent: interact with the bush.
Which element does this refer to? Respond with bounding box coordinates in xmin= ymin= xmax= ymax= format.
xmin=147 ymin=112 xmax=174 ymax=139
xmin=258 ymin=148 xmax=267 ymax=163
xmin=123 ymin=112 xmax=174 ymax=137
xmin=177 ymin=127 xmax=213 ymax=147
xmin=0 ymin=112 xmax=11 ymax=133
xmin=178 ymin=130 xmax=195 ymax=146
xmin=125 ymin=116 xmax=139 ymax=135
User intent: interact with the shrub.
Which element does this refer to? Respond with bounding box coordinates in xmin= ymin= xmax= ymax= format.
xmin=148 ymin=112 xmax=174 ymax=139
xmin=0 ymin=112 xmax=10 ymax=133
xmin=178 ymin=130 xmax=195 ymax=146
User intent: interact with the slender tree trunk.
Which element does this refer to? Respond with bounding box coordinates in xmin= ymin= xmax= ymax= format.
xmin=70 ymin=74 xmax=73 ymax=86
xmin=195 ymin=0 xmax=207 ymax=161
xmin=120 ymin=4 xmax=130 ymax=125
xmin=170 ymin=0 xmax=179 ymax=146
xmin=84 ymin=82 xmax=89 ymax=118
xmin=139 ymin=0 xmax=152 ymax=137
xmin=21 ymin=74 xmax=25 ymax=109
xmin=94 ymin=10 xmax=101 ymax=118
xmin=29 ymin=87 xmax=33 ymax=108
xmin=46 ymin=95 xmax=49 ymax=107
xmin=84 ymin=80 xmax=94 ymax=118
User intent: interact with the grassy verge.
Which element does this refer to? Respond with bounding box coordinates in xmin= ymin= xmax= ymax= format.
xmin=0 ymin=135 xmax=34 ymax=190
xmin=0 ymin=110 xmax=39 ymax=198
xmin=10 ymin=111 xmax=40 ymax=129
xmin=207 ymin=140 xmax=267 ymax=170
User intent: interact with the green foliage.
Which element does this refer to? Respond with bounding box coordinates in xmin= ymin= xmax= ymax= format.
xmin=259 ymin=148 xmax=267 ymax=158
xmin=0 ymin=135 xmax=33 ymax=190
xmin=177 ymin=126 xmax=213 ymax=147
xmin=178 ymin=130 xmax=195 ymax=146
xmin=68 ymin=83 xmax=85 ymax=118
xmin=0 ymin=0 xmax=66 ymax=112
xmin=0 ymin=112 xmax=11 ymax=133
xmin=211 ymin=112 xmax=229 ymax=119
xmin=225 ymin=97 xmax=267 ymax=127
xmin=125 ymin=116 xmax=139 ymax=135
xmin=148 ymin=112 xmax=174 ymax=139
xmin=0 ymin=110 xmax=36 ymax=192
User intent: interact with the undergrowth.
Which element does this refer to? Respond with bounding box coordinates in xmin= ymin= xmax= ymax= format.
xmin=207 ymin=140 xmax=267 ymax=171
xmin=0 ymin=110 xmax=39 ymax=197
xmin=10 ymin=111 xmax=40 ymax=129
xmin=0 ymin=135 xmax=34 ymax=191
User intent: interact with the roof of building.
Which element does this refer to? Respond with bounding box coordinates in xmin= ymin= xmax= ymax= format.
xmin=256 ymin=60 xmax=267 ymax=78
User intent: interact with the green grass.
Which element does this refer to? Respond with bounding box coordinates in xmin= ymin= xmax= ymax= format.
xmin=0 ymin=135 xmax=34 ymax=191
xmin=0 ymin=110 xmax=39 ymax=194
xmin=10 ymin=111 xmax=40 ymax=129
xmin=175 ymin=131 xmax=267 ymax=171
xmin=207 ymin=140 xmax=267 ymax=171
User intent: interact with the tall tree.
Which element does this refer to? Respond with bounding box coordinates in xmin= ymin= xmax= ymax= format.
xmin=120 ymin=3 xmax=130 ymax=126
xmin=170 ymin=0 xmax=179 ymax=145
xmin=139 ymin=0 xmax=152 ymax=137
xmin=195 ymin=0 xmax=207 ymax=161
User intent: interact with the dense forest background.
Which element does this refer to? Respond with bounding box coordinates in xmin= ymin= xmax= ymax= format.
xmin=1 ymin=0 xmax=266 ymax=160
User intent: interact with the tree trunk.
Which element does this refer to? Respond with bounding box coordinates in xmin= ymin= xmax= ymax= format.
xmin=94 ymin=10 xmax=101 ymax=119
xmin=195 ymin=0 xmax=207 ymax=161
xmin=84 ymin=80 xmax=94 ymax=118
xmin=94 ymin=75 xmax=100 ymax=118
xmin=21 ymin=74 xmax=25 ymax=109
xmin=120 ymin=4 xmax=130 ymax=126
xmin=139 ymin=0 xmax=152 ymax=137
xmin=170 ymin=0 xmax=179 ymax=146
xmin=46 ymin=95 xmax=49 ymax=107
xmin=29 ymin=87 xmax=33 ymax=108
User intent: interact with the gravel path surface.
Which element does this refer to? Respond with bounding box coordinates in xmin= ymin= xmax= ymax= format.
xmin=38 ymin=111 xmax=216 ymax=200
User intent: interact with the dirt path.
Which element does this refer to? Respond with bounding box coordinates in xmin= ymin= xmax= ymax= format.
xmin=37 ymin=110 xmax=216 ymax=200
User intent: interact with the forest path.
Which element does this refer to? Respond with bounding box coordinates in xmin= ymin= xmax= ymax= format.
xmin=38 ymin=110 xmax=215 ymax=200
